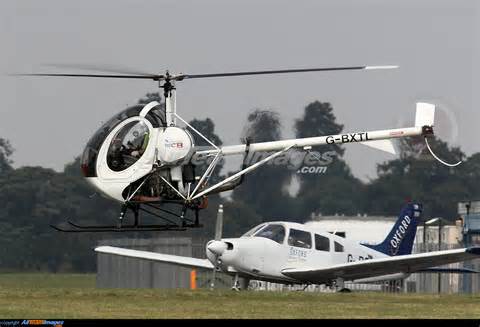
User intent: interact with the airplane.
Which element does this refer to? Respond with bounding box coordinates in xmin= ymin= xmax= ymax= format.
xmin=95 ymin=203 xmax=480 ymax=291
xmin=14 ymin=65 xmax=460 ymax=232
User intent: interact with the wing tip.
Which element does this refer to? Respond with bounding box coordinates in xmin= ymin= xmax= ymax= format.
xmin=94 ymin=245 xmax=114 ymax=253
xmin=466 ymin=246 xmax=480 ymax=255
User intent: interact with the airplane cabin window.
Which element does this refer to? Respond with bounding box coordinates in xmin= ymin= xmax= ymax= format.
xmin=288 ymin=229 xmax=312 ymax=249
xmin=315 ymin=234 xmax=330 ymax=251
xmin=254 ymin=224 xmax=285 ymax=244
xmin=334 ymin=241 xmax=344 ymax=252
xmin=328 ymin=231 xmax=346 ymax=238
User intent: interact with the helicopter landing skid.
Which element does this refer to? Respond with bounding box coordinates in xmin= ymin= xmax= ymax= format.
xmin=49 ymin=220 xmax=202 ymax=232
xmin=50 ymin=202 xmax=203 ymax=233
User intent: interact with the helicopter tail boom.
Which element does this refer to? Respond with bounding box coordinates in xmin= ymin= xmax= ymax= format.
xmin=197 ymin=102 xmax=435 ymax=157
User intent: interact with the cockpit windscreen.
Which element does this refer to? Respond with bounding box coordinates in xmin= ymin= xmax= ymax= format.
xmin=107 ymin=121 xmax=150 ymax=171
xmin=253 ymin=224 xmax=285 ymax=244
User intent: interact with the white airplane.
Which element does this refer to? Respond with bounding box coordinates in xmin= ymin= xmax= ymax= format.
xmin=95 ymin=203 xmax=480 ymax=291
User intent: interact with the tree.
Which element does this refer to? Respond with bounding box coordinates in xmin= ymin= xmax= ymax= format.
xmin=138 ymin=92 xmax=162 ymax=105
xmin=0 ymin=138 xmax=13 ymax=176
xmin=0 ymin=163 xmax=122 ymax=272
xmin=189 ymin=118 xmax=224 ymax=184
xmin=366 ymin=136 xmax=468 ymax=219
xmin=461 ymin=153 xmax=480 ymax=200
xmin=231 ymin=109 xmax=295 ymax=220
xmin=294 ymin=101 xmax=365 ymax=219
xmin=294 ymin=101 xmax=344 ymax=156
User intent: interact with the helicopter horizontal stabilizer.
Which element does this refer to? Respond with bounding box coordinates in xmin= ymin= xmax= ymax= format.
xmin=359 ymin=139 xmax=396 ymax=154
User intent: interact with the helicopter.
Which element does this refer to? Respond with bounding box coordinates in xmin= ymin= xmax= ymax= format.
xmin=14 ymin=64 xmax=458 ymax=232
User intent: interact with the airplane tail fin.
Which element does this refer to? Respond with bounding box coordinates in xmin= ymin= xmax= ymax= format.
xmin=363 ymin=203 xmax=422 ymax=256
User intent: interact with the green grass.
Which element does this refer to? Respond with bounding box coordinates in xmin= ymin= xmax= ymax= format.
xmin=0 ymin=273 xmax=479 ymax=319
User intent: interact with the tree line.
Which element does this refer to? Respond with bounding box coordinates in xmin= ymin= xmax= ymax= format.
xmin=0 ymin=93 xmax=479 ymax=272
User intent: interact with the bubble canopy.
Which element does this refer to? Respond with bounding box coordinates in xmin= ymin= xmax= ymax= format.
xmin=81 ymin=104 xmax=165 ymax=177
xmin=106 ymin=120 xmax=150 ymax=172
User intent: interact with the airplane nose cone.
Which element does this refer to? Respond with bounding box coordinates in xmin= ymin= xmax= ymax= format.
xmin=207 ymin=240 xmax=227 ymax=256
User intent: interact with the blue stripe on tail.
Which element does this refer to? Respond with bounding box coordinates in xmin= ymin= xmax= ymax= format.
xmin=363 ymin=203 xmax=422 ymax=256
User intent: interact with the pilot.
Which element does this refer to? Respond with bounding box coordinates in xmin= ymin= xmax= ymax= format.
xmin=130 ymin=131 xmax=149 ymax=158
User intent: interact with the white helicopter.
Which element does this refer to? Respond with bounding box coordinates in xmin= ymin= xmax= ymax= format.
xmin=16 ymin=65 xmax=458 ymax=232
xmin=96 ymin=203 xmax=480 ymax=291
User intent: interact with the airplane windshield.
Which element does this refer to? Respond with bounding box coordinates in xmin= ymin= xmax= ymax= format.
xmin=253 ymin=224 xmax=285 ymax=244
xmin=241 ymin=223 xmax=267 ymax=237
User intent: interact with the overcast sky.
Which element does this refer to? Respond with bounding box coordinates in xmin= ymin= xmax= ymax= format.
xmin=1 ymin=0 xmax=478 ymax=181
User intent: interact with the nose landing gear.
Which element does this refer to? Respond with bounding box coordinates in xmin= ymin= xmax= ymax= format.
xmin=231 ymin=274 xmax=250 ymax=291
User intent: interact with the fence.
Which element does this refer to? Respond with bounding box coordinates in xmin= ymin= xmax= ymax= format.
xmin=405 ymin=242 xmax=480 ymax=294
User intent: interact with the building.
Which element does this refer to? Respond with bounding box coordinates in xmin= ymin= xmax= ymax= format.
xmin=97 ymin=237 xmax=196 ymax=289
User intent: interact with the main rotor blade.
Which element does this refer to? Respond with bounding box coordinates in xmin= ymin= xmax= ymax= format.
xmin=178 ymin=65 xmax=398 ymax=80
xmin=42 ymin=63 xmax=156 ymax=76
xmin=12 ymin=73 xmax=164 ymax=80
xmin=12 ymin=64 xmax=397 ymax=81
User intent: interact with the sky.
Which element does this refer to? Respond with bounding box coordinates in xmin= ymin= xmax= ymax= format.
xmin=1 ymin=0 xmax=479 ymax=181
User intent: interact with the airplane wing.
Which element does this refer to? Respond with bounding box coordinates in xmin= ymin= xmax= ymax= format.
xmin=416 ymin=267 xmax=479 ymax=273
xmin=281 ymin=247 xmax=480 ymax=284
xmin=95 ymin=246 xmax=214 ymax=270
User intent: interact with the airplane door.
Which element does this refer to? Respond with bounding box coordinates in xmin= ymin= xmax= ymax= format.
xmin=286 ymin=229 xmax=313 ymax=269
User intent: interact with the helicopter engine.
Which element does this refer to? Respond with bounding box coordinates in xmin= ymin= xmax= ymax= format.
xmin=80 ymin=101 xmax=195 ymax=204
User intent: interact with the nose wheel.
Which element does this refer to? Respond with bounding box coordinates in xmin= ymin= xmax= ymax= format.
xmin=232 ymin=274 xmax=241 ymax=291
xmin=231 ymin=274 xmax=250 ymax=291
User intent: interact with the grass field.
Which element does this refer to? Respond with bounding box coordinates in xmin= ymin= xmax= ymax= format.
xmin=1 ymin=273 xmax=479 ymax=319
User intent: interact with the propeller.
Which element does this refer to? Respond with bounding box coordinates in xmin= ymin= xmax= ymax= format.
xmin=11 ymin=65 xmax=398 ymax=83
xmin=209 ymin=204 xmax=224 ymax=290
